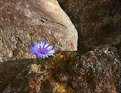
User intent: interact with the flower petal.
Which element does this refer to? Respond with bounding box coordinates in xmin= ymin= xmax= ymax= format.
xmin=46 ymin=45 xmax=53 ymax=50
xmin=48 ymin=49 xmax=55 ymax=54
xmin=47 ymin=53 xmax=54 ymax=56
xmin=44 ymin=42 xmax=49 ymax=49
xmin=38 ymin=54 xmax=48 ymax=59
xmin=30 ymin=47 xmax=38 ymax=55
xmin=39 ymin=41 xmax=45 ymax=48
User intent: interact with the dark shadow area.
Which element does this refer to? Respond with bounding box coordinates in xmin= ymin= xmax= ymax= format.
xmin=0 ymin=58 xmax=35 ymax=92
xmin=115 ymin=42 xmax=121 ymax=93
xmin=58 ymin=0 xmax=120 ymax=53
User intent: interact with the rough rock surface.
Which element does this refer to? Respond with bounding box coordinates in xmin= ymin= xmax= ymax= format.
xmin=58 ymin=0 xmax=120 ymax=51
xmin=0 ymin=0 xmax=78 ymax=62
xmin=0 ymin=0 xmax=120 ymax=93
xmin=0 ymin=47 xmax=120 ymax=93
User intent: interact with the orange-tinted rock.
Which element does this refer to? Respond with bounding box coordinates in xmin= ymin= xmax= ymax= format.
xmin=2 ymin=47 xmax=120 ymax=93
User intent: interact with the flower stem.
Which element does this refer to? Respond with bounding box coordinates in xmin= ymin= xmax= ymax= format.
xmin=36 ymin=56 xmax=45 ymax=70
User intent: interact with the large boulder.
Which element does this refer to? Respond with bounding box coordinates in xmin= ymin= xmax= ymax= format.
xmin=58 ymin=0 xmax=120 ymax=51
xmin=0 ymin=0 xmax=78 ymax=62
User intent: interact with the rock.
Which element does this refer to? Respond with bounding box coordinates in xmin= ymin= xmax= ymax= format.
xmin=1 ymin=47 xmax=120 ymax=93
xmin=0 ymin=0 xmax=78 ymax=62
xmin=0 ymin=0 xmax=120 ymax=93
xmin=58 ymin=0 xmax=120 ymax=51
xmin=0 ymin=58 xmax=34 ymax=92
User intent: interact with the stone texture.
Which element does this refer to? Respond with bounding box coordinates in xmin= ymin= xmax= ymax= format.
xmin=0 ymin=0 xmax=78 ymax=62
xmin=0 ymin=47 xmax=120 ymax=93
xmin=58 ymin=0 xmax=120 ymax=51
xmin=0 ymin=0 xmax=120 ymax=93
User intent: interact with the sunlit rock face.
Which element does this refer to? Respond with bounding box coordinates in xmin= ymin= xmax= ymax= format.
xmin=0 ymin=0 xmax=78 ymax=62
xmin=58 ymin=0 xmax=120 ymax=51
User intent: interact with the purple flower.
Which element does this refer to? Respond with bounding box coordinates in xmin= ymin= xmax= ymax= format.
xmin=30 ymin=40 xmax=55 ymax=59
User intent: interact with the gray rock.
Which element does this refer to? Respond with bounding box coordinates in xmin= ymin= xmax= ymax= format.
xmin=0 ymin=0 xmax=78 ymax=62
